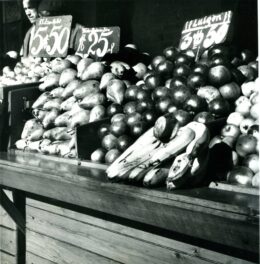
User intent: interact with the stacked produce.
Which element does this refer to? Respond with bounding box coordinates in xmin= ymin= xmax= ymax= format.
xmin=14 ymin=47 xmax=150 ymax=158
xmin=209 ymin=76 xmax=259 ymax=188
xmin=0 ymin=56 xmax=51 ymax=87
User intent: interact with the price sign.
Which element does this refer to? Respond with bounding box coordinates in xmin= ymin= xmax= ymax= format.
xmin=75 ymin=27 xmax=120 ymax=58
xmin=30 ymin=15 xmax=72 ymax=58
xmin=179 ymin=11 xmax=232 ymax=56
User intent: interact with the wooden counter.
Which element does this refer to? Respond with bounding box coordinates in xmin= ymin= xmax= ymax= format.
xmin=0 ymin=151 xmax=259 ymax=264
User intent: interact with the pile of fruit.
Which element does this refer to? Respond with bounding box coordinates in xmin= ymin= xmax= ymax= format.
xmin=0 ymin=56 xmax=51 ymax=87
xmin=14 ymin=48 xmax=150 ymax=158
xmin=209 ymin=77 xmax=259 ymax=188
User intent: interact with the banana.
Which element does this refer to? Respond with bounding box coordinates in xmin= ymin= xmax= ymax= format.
xmin=143 ymin=167 xmax=169 ymax=187
xmin=128 ymin=167 xmax=149 ymax=183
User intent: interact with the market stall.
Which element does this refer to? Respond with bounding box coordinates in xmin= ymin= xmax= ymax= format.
xmin=0 ymin=0 xmax=259 ymax=263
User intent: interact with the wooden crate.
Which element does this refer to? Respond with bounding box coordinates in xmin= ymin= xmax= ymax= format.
xmin=26 ymin=198 xmax=255 ymax=264
xmin=0 ymin=189 xmax=17 ymax=264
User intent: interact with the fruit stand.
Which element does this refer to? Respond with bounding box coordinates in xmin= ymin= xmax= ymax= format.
xmin=0 ymin=0 xmax=259 ymax=263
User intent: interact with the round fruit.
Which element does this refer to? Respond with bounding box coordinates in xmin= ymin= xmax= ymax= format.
xmin=208 ymin=65 xmax=232 ymax=87
xmin=107 ymin=103 xmax=123 ymax=117
xmin=174 ymin=109 xmax=193 ymax=126
xmin=182 ymin=49 xmax=195 ymax=59
xmin=250 ymin=103 xmax=259 ymax=120
xmin=208 ymin=98 xmax=230 ymax=117
xmin=247 ymin=125 xmax=259 ymax=139
xmin=152 ymin=86 xmax=171 ymax=100
xmin=151 ymin=55 xmax=166 ymax=70
xmin=136 ymin=89 xmax=151 ymax=101
xmin=91 ymin=148 xmax=106 ymax=163
xmin=220 ymin=124 xmax=240 ymax=139
xmin=226 ymin=112 xmax=244 ymax=127
xmin=209 ymin=54 xmax=230 ymax=67
xmin=171 ymin=86 xmax=192 ymax=107
xmin=98 ymin=124 xmax=110 ymax=138
xmin=240 ymin=49 xmax=255 ymax=63
xmin=193 ymin=111 xmax=215 ymax=124
xmin=237 ymin=65 xmax=256 ymax=81
xmin=110 ymin=121 xmax=128 ymax=137
xmin=208 ymin=44 xmax=230 ymax=59
xmin=248 ymin=61 xmax=258 ymax=72
xmin=145 ymin=73 xmax=162 ymax=90
xmin=183 ymin=94 xmax=207 ymax=114
xmin=192 ymin=64 xmax=209 ymax=75
xmin=243 ymin=154 xmax=259 ymax=173
xmin=231 ymin=68 xmax=246 ymax=85
xmin=235 ymin=134 xmax=257 ymax=157
xmin=105 ymin=149 xmax=121 ymax=164
xmin=231 ymin=57 xmax=243 ymax=67
xmin=163 ymin=46 xmax=179 ymax=61
xmin=169 ymin=76 xmax=187 ymax=89
xmin=130 ymin=122 xmax=146 ymax=138
xmin=219 ymin=82 xmax=241 ymax=101
xmin=165 ymin=78 xmax=172 ymax=88
xmin=187 ymin=73 xmax=206 ymax=90
xmin=252 ymin=172 xmax=260 ymax=188
xmin=136 ymin=99 xmax=153 ymax=113
xmin=239 ymin=118 xmax=255 ymax=134
xmin=102 ymin=134 xmax=118 ymax=150
xmin=125 ymin=85 xmax=139 ymax=101
xmin=126 ymin=112 xmax=142 ymax=126
xmin=118 ymin=135 xmax=133 ymax=151
xmin=232 ymin=151 xmax=239 ymax=166
xmin=142 ymin=110 xmax=157 ymax=125
xmin=156 ymin=60 xmax=174 ymax=79
xmin=227 ymin=166 xmax=254 ymax=186
xmin=111 ymin=113 xmax=126 ymax=123
xmin=173 ymin=64 xmax=191 ymax=78
xmin=174 ymin=53 xmax=192 ymax=65
xmin=155 ymin=97 xmax=172 ymax=114
xmin=235 ymin=96 xmax=251 ymax=117
xmin=167 ymin=104 xmax=178 ymax=114
xmin=123 ymin=101 xmax=137 ymax=114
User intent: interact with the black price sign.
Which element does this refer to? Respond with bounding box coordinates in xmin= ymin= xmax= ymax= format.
xmin=179 ymin=11 xmax=232 ymax=55
xmin=75 ymin=27 xmax=120 ymax=58
xmin=30 ymin=15 xmax=72 ymax=58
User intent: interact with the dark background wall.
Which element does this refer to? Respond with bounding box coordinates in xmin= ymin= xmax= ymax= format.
xmin=1 ymin=0 xmax=258 ymax=57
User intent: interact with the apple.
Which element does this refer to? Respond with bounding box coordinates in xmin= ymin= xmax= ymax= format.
xmin=187 ymin=73 xmax=206 ymax=90
xmin=239 ymin=118 xmax=255 ymax=134
xmin=250 ymin=92 xmax=259 ymax=105
xmin=208 ymin=65 xmax=232 ymax=87
xmin=151 ymin=55 xmax=166 ymax=70
xmin=241 ymin=81 xmax=255 ymax=98
xmin=250 ymin=103 xmax=259 ymax=120
xmin=208 ymin=98 xmax=230 ymax=117
xmin=171 ymin=86 xmax=192 ymax=106
xmin=221 ymin=124 xmax=240 ymax=139
xmin=219 ymin=82 xmax=241 ymax=101
xmin=163 ymin=46 xmax=179 ymax=61
xmin=227 ymin=166 xmax=254 ymax=186
xmin=102 ymin=134 xmax=118 ymax=150
xmin=235 ymin=101 xmax=251 ymax=117
xmin=243 ymin=154 xmax=259 ymax=173
xmin=98 ymin=124 xmax=110 ymax=138
xmin=105 ymin=149 xmax=121 ymax=164
xmin=173 ymin=64 xmax=191 ymax=78
xmin=193 ymin=111 xmax=215 ymax=124
xmin=227 ymin=112 xmax=244 ymax=127
xmin=91 ymin=148 xmax=106 ymax=163
xmin=183 ymin=95 xmax=207 ymax=114
xmin=235 ymin=134 xmax=257 ymax=157
xmin=110 ymin=121 xmax=128 ymax=137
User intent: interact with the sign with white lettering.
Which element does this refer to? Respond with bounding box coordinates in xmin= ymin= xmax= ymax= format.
xmin=30 ymin=15 xmax=72 ymax=58
xmin=75 ymin=27 xmax=120 ymax=58
xmin=179 ymin=11 xmax=232 ymax=56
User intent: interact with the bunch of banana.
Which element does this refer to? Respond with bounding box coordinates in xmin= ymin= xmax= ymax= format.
xmin=106 ymin=121 xmax=210 ymax=189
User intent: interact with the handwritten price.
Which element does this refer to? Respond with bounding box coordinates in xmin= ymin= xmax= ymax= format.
xmin=30 ymin=26 xmax=70 ymax=57
xmin=76 ymin=27 xmax=119 ymax=58
xmin=180 ymin=23 xmax=230 ymax=51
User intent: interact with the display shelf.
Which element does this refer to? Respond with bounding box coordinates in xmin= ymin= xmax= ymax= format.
xmin=0 ymin=151 xmax=258 ymax=263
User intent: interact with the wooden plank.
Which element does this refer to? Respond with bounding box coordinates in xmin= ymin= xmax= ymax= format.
xmin=0 ymin=227 xmax=16 ymax=255
xmin=0 ymin=190 xmax=16 ymax=229
xmin=26 ymin=252 xmax=57 ymax=264
xmin=1 ymin=163 xmax=258 ymax=257
xmin=27 ymin=231 xmax=121 ymax=264
xmin=209 ymin=182 xmax=259 ymax=196
xmin=0 ymin=250 xmax=16 ymax=264
xmin=26 ymin=202 xmax=255 ymax=264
